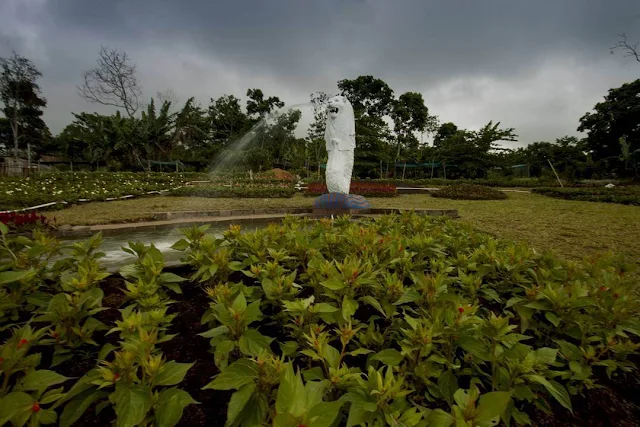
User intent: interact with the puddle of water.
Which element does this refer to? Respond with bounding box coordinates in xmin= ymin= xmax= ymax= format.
xmin=61 ymin=223 xmax=268 ymax=271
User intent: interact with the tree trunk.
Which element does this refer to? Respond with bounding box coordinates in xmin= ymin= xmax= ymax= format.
xmin=10 ymin=119 xmax=19 ymax=159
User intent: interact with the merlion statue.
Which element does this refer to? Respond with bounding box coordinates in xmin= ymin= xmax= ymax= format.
xmin=324 ymin=95 xmax=355 ymax=194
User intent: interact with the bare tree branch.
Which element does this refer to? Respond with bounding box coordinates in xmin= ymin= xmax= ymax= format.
xmin=78 ymin=46 xmax=142 ymax=117
xmin=611 ymin=33 xmax=640 ymax=63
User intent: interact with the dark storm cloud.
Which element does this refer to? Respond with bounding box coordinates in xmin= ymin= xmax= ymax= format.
xmin=2 ymin=0 xmax=640 ymax=144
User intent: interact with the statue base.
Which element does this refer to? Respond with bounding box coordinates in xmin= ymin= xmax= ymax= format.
xmin=313 ymin=193 xmax=371 ymax=214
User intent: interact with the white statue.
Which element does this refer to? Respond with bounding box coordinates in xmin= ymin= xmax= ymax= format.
xmin=324 ymin=95 xmax=355 ymax=194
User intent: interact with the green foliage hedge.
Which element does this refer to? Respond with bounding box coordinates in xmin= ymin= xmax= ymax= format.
xmin=431 ymin=184 xmax=508 ymax=200
xmin=170 ymin=185 xmax=296 ymax=198
xmin=533 ymin=187 xmax=640 ymax=206
xmin=370 ymin=178 xmax=559 ymax=188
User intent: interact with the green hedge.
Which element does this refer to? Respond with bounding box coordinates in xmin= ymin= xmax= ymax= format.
xmin=533 ymin=187 xmax=640 ymax=206
xmin=169 ymin=186 xmax=296 ymax=198
xmin=431 ymin=184 xmax=508 ymax=200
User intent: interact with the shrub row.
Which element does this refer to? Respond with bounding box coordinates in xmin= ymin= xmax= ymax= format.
xmin=533 ymin=187 xmax=640 ymax=206
xmin=305 ymin=182 xmax=398 ymax=197
xmin=431 ymin=184 xmax=508 ymax=200
xmin=170 ymin=185 xmax=296 ymax=198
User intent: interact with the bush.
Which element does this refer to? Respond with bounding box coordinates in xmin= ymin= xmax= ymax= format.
xmin=431 ymin=183 xmax=508 ymax=200
xmin=533 ymin=187 xmax=640 ymax=205
xmin=1 ymin=214 xmax=639 ymax=425
xmin=372 ymin=177 xmax=559 ymax=188
xmin=170 ymin=185 xmax=296 ymax=198
xmin=305 ymin=181 xmax=398 ymax=197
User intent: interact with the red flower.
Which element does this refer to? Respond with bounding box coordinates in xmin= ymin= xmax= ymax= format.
xmin=599 ymin=286 xmax=606 ymax=292
xmin=614 ymin=293 xmax=620 ymax=299
xmin=458 ymin=307 xmax=465 ymax=313
xmin=31 ymin=403 xmax=40 ymax=412
xmin=0 ymin=357 xmax=4 ymax=364
xmin=113 ymin=373 xmax=121 ymax=382
xmin=17 ymin=338 xmax=28 ymax=349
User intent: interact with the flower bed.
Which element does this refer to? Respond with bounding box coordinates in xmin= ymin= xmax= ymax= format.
xmin=533 ymin=186 xmax=640 ymax=206
xmin=0 ymin=172 xmax=298 ymax=210
xmin=305 ymin=181 xmax=398 ymax=197
xmin=1 ymin=214 xmax=639 ymax=426
xmin=0 ymin=211 xmax=53 ymax=232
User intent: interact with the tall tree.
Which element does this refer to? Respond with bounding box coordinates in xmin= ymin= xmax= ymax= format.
xmin=391 ymin=92 xmax=438 ymax=159
xmin=337 ymin=75 xmax=394 ymax=118
xmin=0 ymin=52 xmax=48 ymax=157
xmin=79 ymin=46 xmax=142 ymax=117
xmin=433 ymin=122 xmax=458 ymax=148
xmin=209 ymin=95 xmax=249 ymax=145
xmin=578 ymin=79 xmax=640 ymax=175
xmin=338 ymin=76 xmax=395 ymax=168
xmin=246 ymin=89 xmax=284 ymax=119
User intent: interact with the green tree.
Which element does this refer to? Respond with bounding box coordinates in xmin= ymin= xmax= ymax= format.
xmin=337 ymin=75 xmax=395 ymax=118
xmin=391 ymin=92 xmax=438 ymax=160
xmin=306 ymin=91 xmax=330 ymax=176
xmin=0 ymin=52 xmax=48 ymax=157
xmin=578 ymin=79 xmax=640 ymax=176
xmin=433 ymin=122 xmax=458 ymax=148
xmin=338 ymin=76 xmax=395 ymax=171
xmin=209 ymin=95 xmax=249 ymax=145
xmin=246 ymin=89 xmax=284 ymax=119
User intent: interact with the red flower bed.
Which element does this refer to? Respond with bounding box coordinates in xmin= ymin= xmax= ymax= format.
xmin=0 ymin=211 xmax=52 ymax=231
xmin=305 ymin=181 xmax=397 ymax=197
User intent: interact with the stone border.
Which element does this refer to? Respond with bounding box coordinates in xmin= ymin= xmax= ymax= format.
xmin=56 ymin=207 xmax=459 ymax=238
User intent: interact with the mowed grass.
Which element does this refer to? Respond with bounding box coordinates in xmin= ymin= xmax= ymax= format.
xmin=47 ymin=192 xmax=640 ymax=263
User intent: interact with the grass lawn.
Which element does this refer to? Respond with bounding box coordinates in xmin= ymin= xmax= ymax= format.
xmin=47 ymin=192 xmax=640 ymax=263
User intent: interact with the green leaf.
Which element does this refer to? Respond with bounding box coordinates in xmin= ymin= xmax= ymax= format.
xmin=371 ymin=349 xmax=404 ymax=366
xmin=245 ymin=300 xmax=263 ymax=324
xmin=437 ymin=370 xmax=458 ymax=405
xmin=457 ymin=336 xmax=491 ymax=361
xmin=393 ymin=289 xmax=420 ymax=305
xmin=170 ymin=239 xmax=190 ymax=251
xmin=37 ymin=408 xmax=58 ymax=424
xmin=40 ymin=387 xmax=66 ymax=405
xmin=313 ymin=302 xmax=339 ymax=313
xmin=342 ymin=296 xmax=358 ymax=319
xmin=321 ymin=344 xmax=341 ymax=369
xmin=159 ymin=272 xmax=185 ymax=284
xmin=115 ymin=385 xmax=152 ymax=427
xmin=308 ymin=401 xmax=344 ymax=427
xmin=21 ymin=369 xmax=70 ymax=393
xmin=534 ymin=347 xmax=558 ymax=365
xmin=227 ymin=383 xmax=256 ymax=426
xmin=213 ymin=340 xmax=236 ymax=370
xmin=0 ymin=269 xmax=34 ymax=285
xmin=279 ymin=341 xmax=299 ymax=356
xmin=239 ymin=329 xmax=273 ymax=357
xmin=320 ymin=277 xmax=346 ymax=291
xmin=475 ymin=391 xmax=512 ymax=424
xmin=276 ymin=364 xmax=306 ymax=417
xmin=154 ymin=361 xmax=194 ymax=386
xmin=545 ymin=312 xmax=561 ymax=327
xmin=199 ymin=325 xmax=229 ymax=339
xmin=426 ymin=408 xmax=454 ymax=427
xmin=203 ymin=359 xmax=257 ymax=390
xmin=98 ymin=343 xmax=117 ymax=361
xmin=523 ymin=300 xmax=551 ymax=310
xmin=302 ymin=367 xmax=325 ymax=381
xmin=59 ymin=390 xmax=107 ymax=427
xmin=0 ymin=392 xmax=33 ymax=426
xmin=360 ymin=296 xmax=387 ymax=317
xmin=527 ymin=375 xmax=572 ymax=412
xmin=156 ymin=388 xmax=198 ymax=427
xmin=231 ymin=292 xmax=247 ymax=312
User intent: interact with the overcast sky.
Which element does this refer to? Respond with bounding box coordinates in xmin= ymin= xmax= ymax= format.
xmin=1 ymin=0 xmax=639 ymax=147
